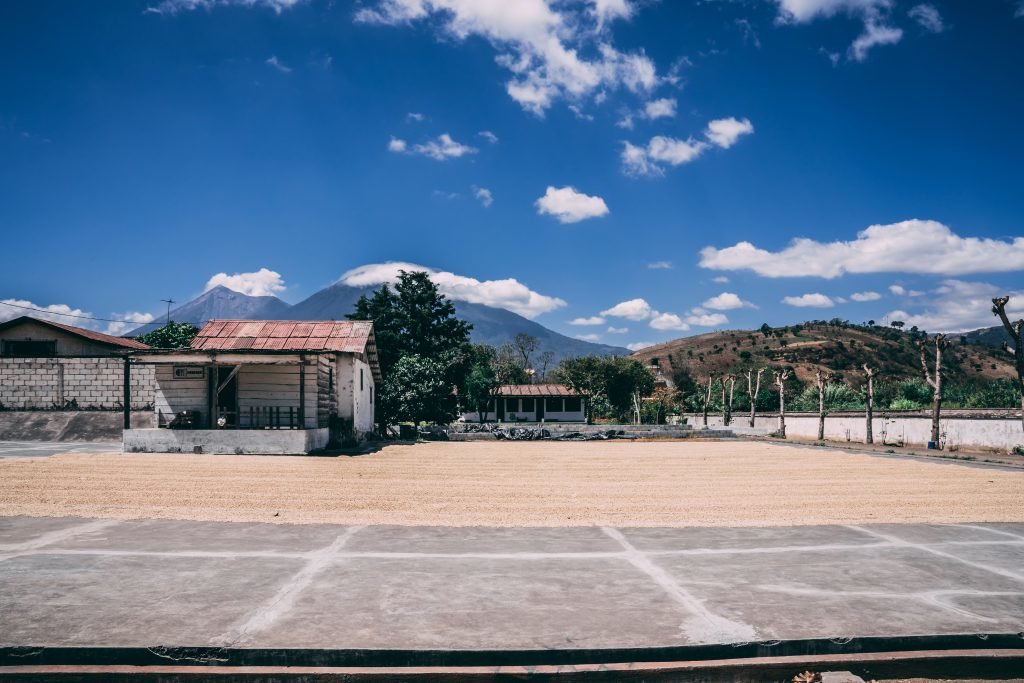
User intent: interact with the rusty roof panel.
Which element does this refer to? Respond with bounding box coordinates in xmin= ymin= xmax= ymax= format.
xmin=498 ymin=384 xmax=581 ymax=397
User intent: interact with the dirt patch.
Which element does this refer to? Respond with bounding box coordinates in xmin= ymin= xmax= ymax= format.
xmin=1 ymin=441 xmax=1022 ymax=527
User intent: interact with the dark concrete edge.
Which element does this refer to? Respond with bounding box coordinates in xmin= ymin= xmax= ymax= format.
xmin=1 ymin=649 xmax=1022 ymax=681
xmin=3 ymin=633 xmax=1024 ymax=669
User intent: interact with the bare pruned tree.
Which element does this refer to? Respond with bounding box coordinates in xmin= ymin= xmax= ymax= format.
xmin=537 ymin=351 xmax=555 ymax=382
xmin=992 ymin=296 xmax=1024 ymax=434
xmin=721 ymin=374 xmax=736 ymax=426
xmin=746 ymin=368 xmax=765 ymax=428
xmin=919 ymin=334 xmax=950 ymax=447
xmin=702 ymin=375 xmax=715 ymax=428
xmin=863 ymin=364 xmax=877 ymax=444
xmin=774 ymin=369 xmax=791 ymax=438
xmin=512 ymin=333 xmax=539 ymax=376
xmin=814 ymin=369 xmax=833 ymax=441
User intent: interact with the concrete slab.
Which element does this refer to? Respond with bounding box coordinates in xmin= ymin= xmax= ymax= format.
xmin=48 ymin=519 xmax=346 ymax=554
xmin=257 ymin=556 xmax=692 ymax=650
xmin=1 ymin=517 xmax=1023 ymax=653
xmin=620 ymin=525 xmax=880 ymax=553
xmin=0 ymin=516 xmax=85 ymax=545
xmin=0 ymin=553 xmax=302 ymax=647
xmin=346 ymin=525 xmax=622 ymax=555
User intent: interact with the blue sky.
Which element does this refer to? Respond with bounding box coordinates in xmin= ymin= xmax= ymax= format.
xmin=2 ymin=0 xmax=1023 ymax=345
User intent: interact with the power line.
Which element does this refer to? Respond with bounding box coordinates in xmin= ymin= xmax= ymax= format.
xmin=0 ymin=300 xmax=153 ymax=325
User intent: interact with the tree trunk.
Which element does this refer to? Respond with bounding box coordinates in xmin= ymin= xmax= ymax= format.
xmin=778 ymin=386 xmax=786 ymax=438
xmin=721 ymin=382 xmax=728 ymax=426
xmin=865 ymin=374 xmax=874 ymax=444
xmin=817 ymin=390 xmax=825 ymax=441
xmin=931 ymin=394 xmax=942 ymax=445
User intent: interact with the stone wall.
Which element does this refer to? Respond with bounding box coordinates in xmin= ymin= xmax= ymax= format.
xmin=0 ymin=357 xmax=155 ymax=410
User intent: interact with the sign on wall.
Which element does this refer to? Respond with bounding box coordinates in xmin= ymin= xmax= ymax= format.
xmin=172 ymin=366 xmax=206 ymax=380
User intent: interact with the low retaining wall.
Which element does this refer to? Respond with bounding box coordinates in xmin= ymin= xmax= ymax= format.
xmin=0 ymin=357 xmax=155 ymax=410
xmin=123 ymin=428 xmax=330 ymax=454
xmin=0 ymin=411 xmax=156 ymax=442
xmin=686 ymin=412 xmax=1024 ymax=452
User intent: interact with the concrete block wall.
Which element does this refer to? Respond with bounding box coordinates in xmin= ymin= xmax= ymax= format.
xmin=0 ymin=358 xmax=155 ymax=410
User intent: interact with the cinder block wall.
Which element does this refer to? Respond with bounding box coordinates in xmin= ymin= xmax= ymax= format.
xmin=0 ymin=358 xmax=155 ymax=410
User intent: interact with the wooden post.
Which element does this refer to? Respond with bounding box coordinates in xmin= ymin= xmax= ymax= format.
xmin=864 ymin=364 xmax=876 ymax=444
xmin=298 ymin=357 xmax=306 ymax=429
xmin=122 ymin=357 xmax=131 ymax=430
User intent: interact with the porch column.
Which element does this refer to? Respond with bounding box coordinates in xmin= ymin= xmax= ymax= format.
xmin=298 ymin=356 xmax=305 ymax=429
xmin=122 ymin=357 xmax=131 ymax=430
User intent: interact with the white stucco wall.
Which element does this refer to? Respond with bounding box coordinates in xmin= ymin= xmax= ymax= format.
xmin=687 ymin=412 xmax=1024 ymax=451
xmin=336 ymin=355 xmax=375 ymax=435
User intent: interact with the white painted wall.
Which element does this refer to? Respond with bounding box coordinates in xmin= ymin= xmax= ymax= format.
xmin=461 ymin=396 xmax=586 ymax=423
xmin=686 ymin=412 xmax=1024 ymax=451
xmin=335 ymin=355 xmax=375 ymax=434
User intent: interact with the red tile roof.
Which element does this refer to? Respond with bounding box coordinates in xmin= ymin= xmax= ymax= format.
xmin=0 ymin=316 xmax=150 ymax=350
xmin=191 ymin=320 xmax=379 ymax=379
xmin=497 ymin=384 xmax=584 ymax=397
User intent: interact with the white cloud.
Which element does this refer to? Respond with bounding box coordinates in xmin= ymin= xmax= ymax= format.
xmin=1017 ymin=1 xmax=1024 ymax=18
xmin=354 ymin=0 xmax=657 ymax=116
xmin=771 ymin=0 xmax=902 ymax=63
xmin=601 ymin=298 xmax=653 ymax=321
xmin=576 ymin=333 xmax=602 ymax=342
xmin=265 ymin=55 xmax=292 ymax=73
xmin=908 ymin=4 xmax=944 ymax=32
xmin=340 ymin=262 xmax=566 ymax=318
xmin=411 ymin=133 xmax=478 ymax=160
xmin=908 ymin=289 xmax=925 ymax=297
xmin=147 ymin=0 xmax=303 ymax=14
xmin=649 ymin=312 xmax=690 ymax=331
xmin=782 ymin=293 xmax=835 ymax=308
xmin=626 ymin=341 xmax=655 ymax=351
xmin=700 ymin=220 xmax=1024 ymax=279
xmin=643 ymin=97 xmax=676 ymax=120
xmin=0 ymin=299 xmax=93 ymax=326
xmin=712 ymin=276 xmax=730 ymax=284
xmin=848 ymin=18 xmax=902 ymax=61
xmin=884 ymin=279 xmax=1024 ymax=333
xmin=473 ymin=186 xmax=493 ymax=207
xmin=889 ymin=284 xmax=906 ymax=295
xmin=850 ymin=291 xmax=882 ymax=302
xmin=387 ymin=137 xmax=407 ymax=152
xmin=685 ymin=311 xmax=729 ymax=327
xmin=647 ymin=261 xmax=673 ymax=269
xmin=478 ymin=130 xmax=499 ymax=144
xmin=535 ymin=185 xmax=610 ymax=223
xmin=702 ymin=292 xmax=756 ymax=310
xmin=106 ymin=312 xmax=156 ymax=336
xmin=704 ymin=117 xmax=754 ymax=149
xmin=205 ymin=268 xmax=286 ymax=297
xmin=0 ymin=299 xmax=155 ymax=337
xmin=622 ymin=116 xmax=753 ymax=176
xmin=616 ymin=113 xmax=634 ymax=130
xmin=569 ymin=316 xmax=606 ymax=325
xmin=406 ymin=112 xmax=425 ymax=122
xmin=607 ymin=326 xmax=629 ymax=334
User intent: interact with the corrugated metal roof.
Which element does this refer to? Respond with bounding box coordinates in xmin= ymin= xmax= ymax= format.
xmin=497 ymin=384 xmax=583 ymax=397
xmin=190 ymin=319 xmax=381 ymax=381
xmin=0 ymin=316 xmax=150 ymax=350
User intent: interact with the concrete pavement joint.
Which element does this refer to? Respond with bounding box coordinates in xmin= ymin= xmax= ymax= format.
xmin=0 ymin=519 xmax=119 ymax=561
xmin=222 ymin=526 xmax=365 ymax=646
xmin=845 ymin=525 xmax=1024 ymax=584
xmin=600 ymin=527 xmax=758 ymax=644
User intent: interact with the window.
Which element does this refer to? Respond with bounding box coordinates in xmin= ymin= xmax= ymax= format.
xmin=360 ymin=368 xmax=364 ymax=391
xmin=505 ymin=398 xmax=519 ymax=413
xmin=2 ymin=340 xmax=56 ymax=358
xmin=370 ymin=385 xmax=373 ymax=405
xmin=545 ymin=397 xmax=564 ymax=412
xmin=520 ymin=398 xmax=535 ymax=412
xmin=564 ymin=397 xmax=582 ymax=412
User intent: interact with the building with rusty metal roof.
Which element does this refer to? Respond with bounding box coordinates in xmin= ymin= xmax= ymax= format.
xmin=462 ymin=383 xmax=586 ymax=424
xmin=0 ymin=316 xmax=149 ymax=357
xmin=123 ymin=319 xmax=379 ymax=454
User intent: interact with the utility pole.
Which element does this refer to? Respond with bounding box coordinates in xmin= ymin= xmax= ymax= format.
xmin=160 ymin=299 xmax=176 ymax=326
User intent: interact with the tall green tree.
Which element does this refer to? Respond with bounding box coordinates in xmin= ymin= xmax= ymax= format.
xmin=134 ymin=321 xmax=199 ymax=349
xmin=347 ymin=270 xmax=472 ymax=430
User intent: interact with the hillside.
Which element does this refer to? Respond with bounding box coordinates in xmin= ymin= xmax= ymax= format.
xmin=129 ymin=286 xmax=290 ymax=336
xmin=630 ymin=321 xmax=1017 ymax=389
